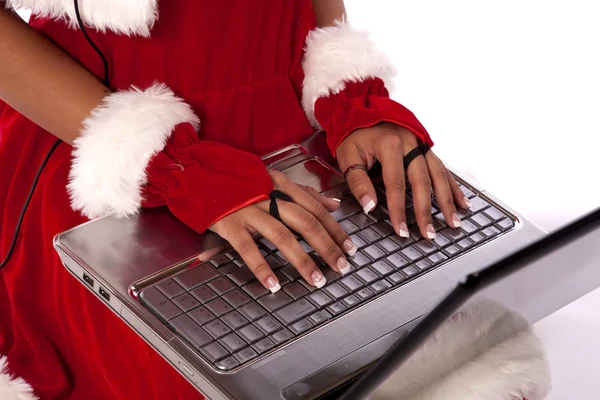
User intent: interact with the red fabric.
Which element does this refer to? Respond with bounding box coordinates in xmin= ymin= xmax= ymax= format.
xmin=141 ymin=122 xmax=273 ymax=233
xmin=314 ymin=77 xmax=434 ymax=157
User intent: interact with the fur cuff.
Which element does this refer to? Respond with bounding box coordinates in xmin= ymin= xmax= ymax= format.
xmin=0 ymin=357 xmax=38 ymax=400
xmin=370 ymin=300 xmax=551 ymax=400
xmin=5 ymin=0 xmax=159 ymax=37
xmin=67 ymin=82 xmax=200 ymax=220
xmin=301 ymin=19 xmax=397 ymax=129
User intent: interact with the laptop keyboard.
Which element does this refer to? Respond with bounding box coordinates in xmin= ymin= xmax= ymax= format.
xmin=139 ymin=182 xmax=515 ymax=371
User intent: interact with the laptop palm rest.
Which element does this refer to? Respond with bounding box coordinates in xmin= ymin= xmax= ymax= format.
xmin=282 ymin=315 xmax=424 ymax=400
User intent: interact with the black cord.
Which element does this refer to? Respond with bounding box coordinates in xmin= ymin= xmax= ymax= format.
xmin=0 ymin=0 xmax=110 ymax=270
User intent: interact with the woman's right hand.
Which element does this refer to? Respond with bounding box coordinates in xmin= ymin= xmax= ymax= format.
xmin=209 ymin=170 xmax=357 ymax=293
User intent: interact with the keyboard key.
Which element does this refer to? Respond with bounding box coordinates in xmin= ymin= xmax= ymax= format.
xmin=239 ymin=302 xmax=266 ymax=321
xmin=469 ymin=232 xmax=486 ymax=243
xmin=234 ymin=347 xmax=258 ymax=363
xmin=324 ymin=282 xmax=348 ymax=300
xmin=221 ymin=311 xmax=249 ymax=330
xmin=400 ymin=246 xmax=424 ymax=262
xmin=218 ymin=263 xmax=239 ymax=275
xmin=227 ymin=268 xmax=257 ymax=287
xmin=216 ymin=356 xmax=240 ymax=371
xmin=457 ymin=238 xmax=473 ymax=250
xmin=140 ymin=287 xmax=182 ymax=321
xmin=349 ymin=251 xmax=371 ymax=268
xmin=368 ymin=207 xmax=389 ymax=223
xmin=371 ymin=260 xmax=394 ymax=276
xmin=370 ymin=279 xmax=392 ymax=294
xmin=408 ymin=225 xmax=423 ymax=241
xmin=340 ymin=219 xmax=360 ymax=235
xmin=281 ymin=264 xmax=302 ymax=281
xmin=358 ymin=227 xmax=382 ymax=244
xmin=275 ymin=298 xmax=317 ymax=324
xmin=460 ymin=185 xmax=476 ymax=199
xmin=484 ymin=207 xmax=505 ymax=222
xmin=330 ymin=199 xmax=361 ymax=221
xmin=441 ymin=228 xmax=466 ymax=241
xmin=405 ymin=207 xmax=417 ymax=225
xmin=461 ymin=219 xmax=479 ymax=234
xmin=219 ymin=333 xmax=247 ymax=353
xmin=208 ymin=276 xmax=239 ymax=296
xmin=156 ymin=279 xmax=185 ymax=299
xmin=428 ymin=252 xmax=448 ymax=265
xmin=252 ymin=337 xmax=276 ymax=354
xmin=322 ymin=267 xmax=342 ymax=283
xmin=210 ymin=254 xmax=231 ymax=267
xmin=356 ymin=268 xmax=379 ymax=284
xmin=308 ymin=291 xmax=333 ymax=307
xmin=265 ymin=255 xmax=284 ymax=270
xmin=298 ymin=241 xmax=314 ymax=254
xmin=415 ymin=259 xmax=431 ymax=271
xmin=173 ymin=293 xmax=201 ymax=312
xmin=284 ymin=282 xmax=309 ymax=300
xmin=188 ymin=305 xmax=216 ymax=325
xmin=308 ymin=310 xmax=332 ymax=325
xmin=414 ymin=240 xmax=437 ymax=255
xmin=226 ymin=250 xmax=240 ymax=260
xmin=349 ymin=234 xmax=368 ymax=249
xmin=372 ymin=221 xmax=394 ymax=237
xmin=258 ymin=291 xmax=293 ymax=312
xmin=386 ymin=252 xmax=409 ymax=269
xmin=340 ymin=275 xmax=364 ymax=292
xmin=432 ymin=233 xmax=452 ymax=248
xmin=342 ymin=294 xmax=360 ymax=308
xmin=387 ymin=272 xmax=405 ymax=285
xmin=299 ymin=279 xmax=317 ymax=292
xmin=470 ymin=213 xmax=493 ymax=228
xmin=201 ymin=342 xmax=230 ymax=363
xmin=433 ymin=213 xmax=447 ymax=227
xmin=259 ymin=238 xmax=277 ymax=252
xmin=174 ymin=264 xmax=219 ymax=291
xmin=482 ymin=226 xmax=501 ymax=238
xmin=378 ymin=237 xmax=400 ymax=253
xmin=496 ymin=218 xmax=514 ymax=231
xmin=223 ymin=289 xmax=251 ymax=308
xmin=402 ymin=266 xmax=418 ymax=276
xmin=443 ymin=245 xmax=461 ymax=257
xmin=326 ymin=301 xmax=347 ymax=315
xmin=274 ymin=251 xmax=288 ymax=264
xmin=270 ymin=329 xmax=293 ymax=344
xmin=356 ymin=287 xmax=374 ymax=300
xmin=170 ymin=314 xmax=212 ymax=348
xmin=289 ymin=319 xmax=313 ymax=335
xmin=242 ymin=281 xmax=269 ymax=299
xmin=364 ymin=244 xmax=387 ymax=260
xmin=237 ymin=324 xmax=264 ymax=343
xmin=190 ymin=285 xmax=218 ymax=304
xmin=456 ymin=208 xmax=473 ymax=219
xmin=203 ymin=319 xmax=232 ymax=339
xmin=349 ymin=213 xmax=374 ymax=229
xmin=233 ymin=258 xmax=247 ymax=267
xmin=469 ymin=196 xmax=490 ymax=213
xmin=311 ymin=254 xmax=326 ymax=267
xmin=205 ymin=298 xmax=234 ymax=317
xmin=255 ymin=316 xmax=282 ymax=334
xmin=275 ymin=271 xmax=291 ymax=286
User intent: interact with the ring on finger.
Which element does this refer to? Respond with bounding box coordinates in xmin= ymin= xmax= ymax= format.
xmin=268 ymin=190 xmax=294 ymax=222
xmin=343 ymin=163 xmax=368 ymax=180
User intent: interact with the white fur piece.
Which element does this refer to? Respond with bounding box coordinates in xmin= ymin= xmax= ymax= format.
xmin=0 ymin=357 xmax=38 ymax=400
xmin=67 ymin=82 xmax=200 ymax=220
xmin=5 ymin=0 xmax=159 ymax=37
xmin=301 ymin=19 xmax=398 ymax=129
xmin=370 ymin=299 xmax=552 ymax=400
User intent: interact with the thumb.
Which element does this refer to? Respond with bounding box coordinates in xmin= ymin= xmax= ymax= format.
xmin=338 ymin=147 xmax=378 ymax=215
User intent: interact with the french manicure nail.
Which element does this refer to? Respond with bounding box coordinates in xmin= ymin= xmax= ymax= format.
xmin=312 ymin=270 xmax=327 ymax=288
xmin=344 ymin=239 xmax=358 ymax=257
xmin=464 ymin=197 xmax=473 ymax=208
xmin=426 ymin=224 xmax=436 ymax=239
xmin=266 ymin=277 xmax=281 ymax=293
xmin=331 ymin=197 xmax=342 ymax=203
xmin=397 ymin=222 xmax=409 ymax=238
xmin=452 ymin=213 xmax=462 ymax=228
xmin=360 ymin=195 xmax=376 ymax=214
xmin=338 ymin=257 xmax=351 ymax=275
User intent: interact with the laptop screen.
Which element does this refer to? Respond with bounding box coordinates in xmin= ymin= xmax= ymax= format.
xmin=338 ymin=207 xmax=600 ymax=400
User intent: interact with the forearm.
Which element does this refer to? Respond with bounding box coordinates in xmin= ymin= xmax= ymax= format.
xmin=0 ymin=9 xmax=110 ymax=145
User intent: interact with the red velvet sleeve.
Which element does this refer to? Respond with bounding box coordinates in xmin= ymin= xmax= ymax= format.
xmin=314 ymin=77 xmax=434 ymax=157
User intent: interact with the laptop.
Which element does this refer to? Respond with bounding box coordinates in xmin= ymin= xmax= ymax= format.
xmin=53 ymin=130 xmax=548 ymax=399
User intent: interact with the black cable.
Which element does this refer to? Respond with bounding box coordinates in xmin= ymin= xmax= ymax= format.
xmin=0 ymin=1 xmax=110 ymax=270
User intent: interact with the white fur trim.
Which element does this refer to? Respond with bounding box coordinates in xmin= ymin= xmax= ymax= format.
xmin=0 ymin=357 xmax=38 ymax=400
xmin=5 ymin=0 xmax=158 ymax=37
xmin=67 ymin=82 xmax=200 ymax=220
xmin=370 ymin=299 xmax=551 ymax=400
xmin=301 ymin=19 xmax=397 ymax=129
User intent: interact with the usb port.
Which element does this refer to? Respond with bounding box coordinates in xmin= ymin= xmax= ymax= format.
xmin=82 ymin=273 xmax=94 ymax=287
xmin=99 ymin=287 xmax=110 ymax=302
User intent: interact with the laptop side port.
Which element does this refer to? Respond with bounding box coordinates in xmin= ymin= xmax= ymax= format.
xmin=99 ymin=287 xmax=110 ymax=302
xmin=82 ymin=273 xmax=94 ymax=287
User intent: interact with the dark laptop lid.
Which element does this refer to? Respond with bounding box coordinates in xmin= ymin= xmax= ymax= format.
xmin=337 ymin=206 xmax=600 ymax=400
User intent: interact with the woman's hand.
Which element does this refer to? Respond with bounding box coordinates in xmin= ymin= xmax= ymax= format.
xmin=336 ymin=123 xmax=471 ymax=240
xmin=209 ymin=170 xmax=356 ymax=293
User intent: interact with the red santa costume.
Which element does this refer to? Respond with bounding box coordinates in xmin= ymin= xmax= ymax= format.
xmin=0 ymin=1 xmax=550 ymax=399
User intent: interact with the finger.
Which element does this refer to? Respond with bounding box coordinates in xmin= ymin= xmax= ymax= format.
xmin=425 ymin=151 xmax=461 ymax=229
xmin=299 ymin=184 xmax=342 ymax=213
xmin=444 ymin=168 xmax=472 ymax=209
xmin=224 ymin=220 xmax=281 ymax=293
xmin=249 ymin=207 xmax=327 ymax=288
xmin=406 ymin=155 xmax=435 ymax=240
xmin=282 ymin=183 xmax=357 ymax=259
xmin=340 ymin=149 xmax=377 ymax=214
xmin=374 ymin=136 xmax=409 ymax=238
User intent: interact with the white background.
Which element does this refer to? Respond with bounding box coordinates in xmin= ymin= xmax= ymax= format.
xmin=16 ymin=2 xmax=600 ymax=398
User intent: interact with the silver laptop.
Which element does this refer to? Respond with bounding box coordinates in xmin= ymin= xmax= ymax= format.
xmin=53 ymin=131 xmax=545 ymax=399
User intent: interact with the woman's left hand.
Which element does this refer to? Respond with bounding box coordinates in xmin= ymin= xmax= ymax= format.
xmin=336 ymin=123 xmax=471 ymax=240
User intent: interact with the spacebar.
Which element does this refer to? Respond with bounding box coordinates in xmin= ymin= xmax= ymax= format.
xmin=274 ymin=298 xmax=316 ymax=325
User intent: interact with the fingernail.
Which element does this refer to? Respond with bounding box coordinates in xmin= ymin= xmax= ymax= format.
xmin=360 ymin=195 xmax=376 ymax=214
xmin=397 ymin=222 xmax=409 ymax=238
xmin=426 ymin=224 xmax=436 ymax=239
xmin=266 ymin=277 xmax=281 ymax=293
xmin=464 ymin=197 xmax=473 ymax=208
xmin=452 ymin=213 xmax=462 ymax=228
xmin=337 ymin=257 xmax=351 ymax=275
xmin=343 ymin=239 xmax=358 ymax=256
xmin=312 ymin=270 xmax=327 ymax=288
xmin=331 ymin=197 xmax=342 ymax=203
